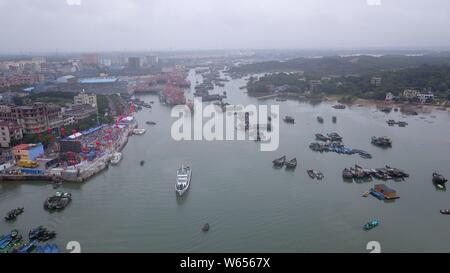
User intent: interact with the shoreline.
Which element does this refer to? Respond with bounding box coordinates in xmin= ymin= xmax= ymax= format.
xmin=0 ymin=118 xmax=138 ymax=184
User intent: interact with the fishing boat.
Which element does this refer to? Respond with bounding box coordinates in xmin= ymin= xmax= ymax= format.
xmin=342 ymin=168 xmax=353 ymax=179
xmin=316 ymin=171 xmax=324 ymax=180
xmin=283 ymin=116 xmax=295 ymax=124
xmin=202 ymin=223 xmax=210 ymax=232
xmin=433 ymin=172 xmax=448 ymax=184
xmin=14 ymin=241 xmax=36 ymax=253
xmin=440 ymin=209 xmax=450 ymax=215
xmin=307 ymin=170 xmax=315 ymax=179
xmin=110 ymin=152 xmax=122 ymax=165
xmin=175 ymin=165 xmax=192 ymax=196
xmin=371 ymin=136 xmax=392 ymax=147
xmin=315 ymin=133 xmax=329 ymax=142
xmin=29 ymin=226 xmax=56 ymax=242
xmin=332 ymin=104 xmax=346 ymax=109
xmin=363 ymin=220 xmax=380 ymax=231
xmin=44 ymin=192 xmax=72 ymax=210
xmin=285 ymin=158 xmax=297 ymax=169
xmin=386 ymin=119 xmax=396 ymax=126
xmin=272 ymin=156 xmax=286 ymax=167
xmin=4 ymin=207 xmax=24 ymax=221
xmin=398 ymin=121 xmax=408 ymax=127
xmin=327 ymin=132 xmax=343 ymax=142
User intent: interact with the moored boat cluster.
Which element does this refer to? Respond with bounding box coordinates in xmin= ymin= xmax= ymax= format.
xmin=310 ymin=132 xmax=372 ymax=159
xmin=342 ymin=164 xmax=409 ymax=180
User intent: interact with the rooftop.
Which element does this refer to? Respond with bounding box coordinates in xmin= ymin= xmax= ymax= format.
xmin=78 ymin=77 xmax=118 ymax=84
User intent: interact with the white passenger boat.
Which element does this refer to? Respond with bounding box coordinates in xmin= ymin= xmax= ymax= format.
xmin=175 ymin=165 xmax=191 ymax=196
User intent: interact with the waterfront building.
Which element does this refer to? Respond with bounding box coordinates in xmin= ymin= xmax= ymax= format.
xmin=11 ymin=103 xmax=64 ymax=134
xmin=74 ymin=91 xmax=97 ymax=108
xmin=12 ymin=143 xmax=44 ymax=161
xmin=63 ymin=104 xmax=97 ymax=122
xmin=403 ymin=89 xmax=419 ymax=99
xmin=309 ymin=80 xmax=322 ymax=92
xmin=385 ymin=92 xmax=394 ymax=101
xmin=0 ymin=120 xmax=23 ymax=148
xmin=370 ymin=77 xmax=382 ymax=86
xmin=417 ymin=92 xmax=434 ymax=103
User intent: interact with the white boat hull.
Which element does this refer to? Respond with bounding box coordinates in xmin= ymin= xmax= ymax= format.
xmin=175 ymin=168 xmax=191 ymax=196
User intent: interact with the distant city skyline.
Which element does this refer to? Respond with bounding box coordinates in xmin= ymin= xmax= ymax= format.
xmin=1 ymin=0 xmax=450 ymax=54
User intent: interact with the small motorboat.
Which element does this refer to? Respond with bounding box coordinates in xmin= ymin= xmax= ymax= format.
xmin=307 ymin=170 xmax=315 ymax=179
xmin=433 ymin=172 xmax=448 ymax=184
xmin=440 ymin=209 xmax=450 ymax=215
xmin=202 ymin=223 xmax=210 ymax=232
xmin=317 ymin=116 xmax=324 ymax=123
xmin=332 ymin=104 xmax=346 ymax=109
xmin=140 ymin=160 xmax=145 ymax=166
xmin=133 ymin=128 xmax=146 ymax=135
xmin=363 ymin=219 xmax=380 ymax=231
xmin=285 ymin=158 xmax=297 ymax=169
xmin=272 ymin=156 xmax=286 ymax=167
xmin=283 ymin=116 xmax=295 ymax=124
xmin=316 ymin=172 xmax=324 ymax=180
xmin=332 ymin=116 xmax=337 ymax=123
xmin=146 ymin=121 xmax=157 ymax=125
xmin=362 ymin=191 xmax=370 ymax=197
xmin=110 ymin=152 xmax=122 ymax=165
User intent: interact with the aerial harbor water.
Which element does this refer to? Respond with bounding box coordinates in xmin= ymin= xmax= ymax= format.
xmin=1 ymin=72 xmax=450 ymax=253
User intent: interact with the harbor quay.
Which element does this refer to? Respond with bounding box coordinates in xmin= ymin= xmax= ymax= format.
xmin=0 ymin=116 xmax=138 ymax=183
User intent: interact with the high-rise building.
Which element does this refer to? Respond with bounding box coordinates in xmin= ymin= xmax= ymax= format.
xmin=128 ymin=57 xmax=141 ymax=69
xmin=145 ymin=55 xmax=159 ymax=66
xmin=81 ymin=53 xmax=100 ymax=65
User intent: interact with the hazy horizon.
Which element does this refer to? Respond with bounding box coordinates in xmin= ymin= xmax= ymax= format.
xmin=1 ymin=0 xmax=450 ymax=54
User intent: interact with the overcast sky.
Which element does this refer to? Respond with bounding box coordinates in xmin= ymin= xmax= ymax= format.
xmin=1 ymin=0 xmax=449 ymax=53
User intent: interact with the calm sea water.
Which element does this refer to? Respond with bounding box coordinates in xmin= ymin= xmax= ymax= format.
xmin=1 ymin=71 xmax=450 ymax=253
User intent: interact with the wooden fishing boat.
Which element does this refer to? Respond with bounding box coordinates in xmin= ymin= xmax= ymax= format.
xmin=285 ymin=158 xmax=297 ymax=169
xmin=272 ymin=156 xmax=286 ymax=167
xmin=433 ymin=172 xmax=448 ymax=184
